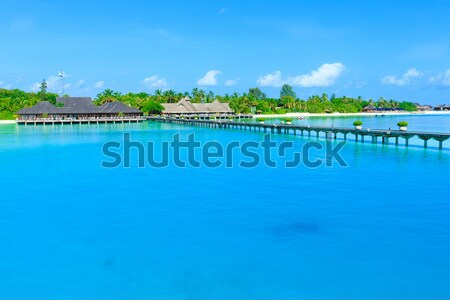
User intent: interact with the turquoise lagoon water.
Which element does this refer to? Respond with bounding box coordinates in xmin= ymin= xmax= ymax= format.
xmin=1 ymin=115 xmax=450 ymax=299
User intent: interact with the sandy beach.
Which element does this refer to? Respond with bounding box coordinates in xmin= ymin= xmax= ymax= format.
xmin=0 ymin=120 xmax=16 ymax=125
xmin=253 ymin=111 xmax=450 ymax=119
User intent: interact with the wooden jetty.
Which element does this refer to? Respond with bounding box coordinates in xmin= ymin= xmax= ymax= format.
xmin=17 ymin=118 xmax=145 ymax=126
xmin=149 ymin=117 xmax=450 ymax=150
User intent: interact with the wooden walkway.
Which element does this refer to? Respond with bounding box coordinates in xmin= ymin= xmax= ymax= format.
xmin=149 ymin=117 xmax=450 ymax=150
xmin=17 ymin=118 xmax=145 ymax=125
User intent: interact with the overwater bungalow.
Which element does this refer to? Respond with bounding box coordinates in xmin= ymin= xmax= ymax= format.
xmin=17 ymin=97 xmax=143 ymax=123
xmin=433 ymin=105 xmax=450 ymax=111
xmin=362 ymin=104 xmax=407 ymax=113
xmin=416 ymin=104 xmax=433 ymax=111
xmin=161 ymin=97 xmax=237 ymax=119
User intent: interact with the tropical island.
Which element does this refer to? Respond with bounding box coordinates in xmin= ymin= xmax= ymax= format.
xmin=0 ymin=80 xmax=440 ymax=121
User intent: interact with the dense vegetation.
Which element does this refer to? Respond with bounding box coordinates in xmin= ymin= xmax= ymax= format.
xmin=0 ymin=90 xmax=58 ymax=120
xmin=0 ymin=83 xmax=419 ymax=119
xmin=90 ymin=85 xmax=420 ymax=115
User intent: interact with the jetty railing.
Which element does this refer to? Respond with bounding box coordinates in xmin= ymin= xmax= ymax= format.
xmin=148 ymin=117 xmax=450 ymax=150
xmin=17 ymin=117 xmax=146 ymax=125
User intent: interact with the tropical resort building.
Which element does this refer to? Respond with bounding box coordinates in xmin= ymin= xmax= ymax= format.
xmin=362 ymin=104 xmax=376 ymax=112
xmin=17 ymin=97 xmax=144 ymax=125
xmin=433 ymin=104 xmax=450 ymax=111
xmin=362 ymin=104 xmax=407 ymax=113
xmin=416 ymin=104 xmax=433 ymax=111
xmin=161 ymin=97 xmax=249 ymax=119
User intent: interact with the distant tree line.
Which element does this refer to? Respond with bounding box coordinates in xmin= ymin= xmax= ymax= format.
xmin=94 ymin=85 xmax=419 ymax=115
xmin=0 ymin=83 xmax=418 ymax=119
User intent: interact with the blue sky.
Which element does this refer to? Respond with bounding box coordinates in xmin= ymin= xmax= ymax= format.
xmin=1 ymin=0 xmax=449 ymax=104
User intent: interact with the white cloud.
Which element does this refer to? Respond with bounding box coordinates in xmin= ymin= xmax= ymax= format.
xmin=441 ymin=70 xmax=450 ymax=86
xmin=46 ymin=75 xmax=60 ymax=89
xmin=225 ymin=78 xmax=239 ymax=87
xmin=0 ymin=81 xmax=12 ymax=89
xmin=142 ymin=75 xmax=168 ymax=88
xmin=291 ymin=63 xmax=346 ymax=87
xmin=31 ymin=82 xmax=41 ymax=92
xmin=257 ymin=63 xmax=346 ymax=88
xmin=381 ymin=68 xmax=421 ymax=86
xmin=94 ymin=81 xmax=105 ymax=89
xmin=197 ymin=70 xmax=221 ymax=86
xmin=31 ymin=74 xmax=71 ymax=92
xmin=429 ymin=70 xmax=450 ymax=87
xmin=76 ymin=79 xmax=85 ymax=88
xmin=257 ymin=71 xmax=284 ymax=87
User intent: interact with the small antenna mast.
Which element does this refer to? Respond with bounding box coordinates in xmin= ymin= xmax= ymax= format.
xmin=58 ymin=71 xmax=65 ymax=97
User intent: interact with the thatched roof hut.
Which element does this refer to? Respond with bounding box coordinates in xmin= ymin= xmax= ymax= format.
xmin=362 ymin=104 xmax=376 ymax=112
xmin=161 ymin=97 xmax=232 ymax=115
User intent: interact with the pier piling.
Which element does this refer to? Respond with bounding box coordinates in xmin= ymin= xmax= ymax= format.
xmin=147 ymin=117 xmax=449 ymax=151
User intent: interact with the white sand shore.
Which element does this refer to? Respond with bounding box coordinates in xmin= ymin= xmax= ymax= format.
xmin=0 ymin=120 xmax=16 ymax=124
xmin=253 ymin=111 xmax=450 ymax=119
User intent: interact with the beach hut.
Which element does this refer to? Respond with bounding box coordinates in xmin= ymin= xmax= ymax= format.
xmin=362 ymin=104 xmax=376 ymax=112
xmin=161 ymin=97 xmax=233 ymax=116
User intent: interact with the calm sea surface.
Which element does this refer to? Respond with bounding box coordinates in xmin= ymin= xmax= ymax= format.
xmin=1 ymin=115 xmax=450 ymax=299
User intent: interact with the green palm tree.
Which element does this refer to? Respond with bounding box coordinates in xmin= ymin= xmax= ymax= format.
xmin=95 ymin=89 xmax=121 ymax=105
xmin=268 ymin=100 xmax=277 ymax=112
xmin=163 ymin=89 xmax=176 ymax=103
xmin=206 ymin=91 xmax=215 ymax=103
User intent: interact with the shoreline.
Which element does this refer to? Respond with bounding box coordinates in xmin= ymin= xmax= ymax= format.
xmin=252 ymin=111 xmax=450 ymax=119
xmin=1 ymin=111 xmax=450 ymax=124
xmin=0 ymin=120 xmax=16 ymax=124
